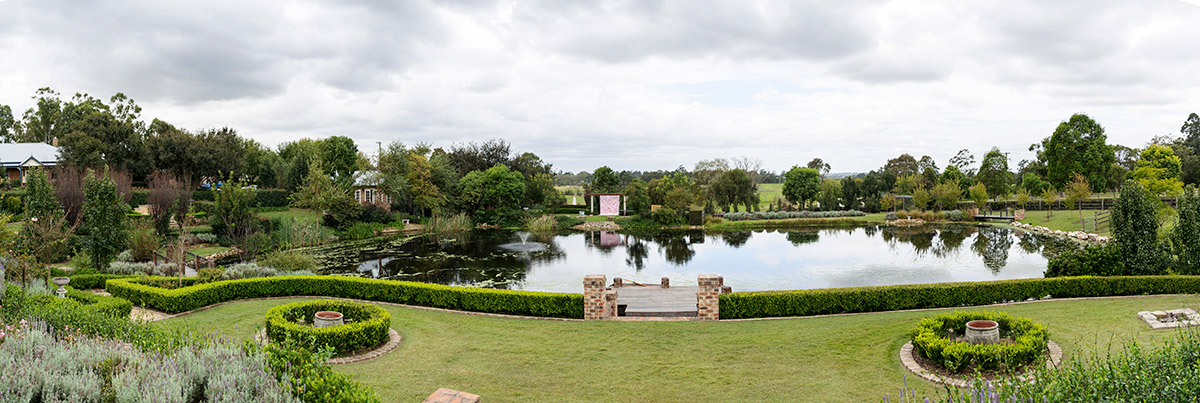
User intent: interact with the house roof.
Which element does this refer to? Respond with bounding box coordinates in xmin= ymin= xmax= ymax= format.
xmin=0 ymin=143 xmax=58 ymax=167
xmin=353 ymin=170 xmax=383 ymax=187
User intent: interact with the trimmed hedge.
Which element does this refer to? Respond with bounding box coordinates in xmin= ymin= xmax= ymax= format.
xmin=720 ymin=276 xmax=1200 ymax=319
xmin=266 ymin=299 xmax=390 ymax=356
xmin=107 ymin=276 xmax=584 ymax=318
xmin=254 ymin=189 xmax=290 ymax=207
xmin=66 ymin=274 xmax=135 ymax=290
xmin=65 ymin=286 xmax=134 ymax=318
xmin=910 ymin=311 xmax=1047 ymax=373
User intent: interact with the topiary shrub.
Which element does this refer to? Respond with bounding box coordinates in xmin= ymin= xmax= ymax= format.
xmin=265 ymin=299 xmax=391 ymax=356
xmin=910 ymin=311 xmax=1048 ymax=373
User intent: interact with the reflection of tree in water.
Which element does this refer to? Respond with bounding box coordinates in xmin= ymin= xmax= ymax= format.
xmin=1029 ymin=234 xmax=1078 ymax=261
xmin=647 ymin=230 xmax=696 ymax=265
xmin=971 ymin=227 xmax=1013 ymax=273
xmin=935 ymin=225 xmax=973 ymax=257
xmin=879 ymin=226 xmax=935 ymax=256
xmin=862 ymin=225 xmax=878 ymax=237
xmin=722 ymin=231 xmax=752 ymax=248
xmin=584 ymin=231 xmax=617 ymax=256
xmin=624 ymin=235 xmax=649 ymax=271
xmin=785 ymin=230 xmax=820 ymax=246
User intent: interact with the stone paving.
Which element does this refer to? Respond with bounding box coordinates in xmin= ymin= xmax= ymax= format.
xmin=899 ymin=340 xmax=1062 ymax=387
xmin=1137 ymin=308 xmax=1200 ymax=330
xmin=423 ymin=388 xmax=481 ymax=403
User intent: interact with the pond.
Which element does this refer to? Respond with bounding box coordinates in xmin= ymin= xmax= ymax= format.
xmin=312 ymin=225 xmax=1075 ymax=293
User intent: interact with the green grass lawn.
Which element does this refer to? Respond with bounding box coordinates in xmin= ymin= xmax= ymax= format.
xmin=158 ymin=295 xmax=1196 ymax=402
xmin=757 ymin=183 xmax=783 ymax=210
xmin=186 ymin=245 xmax=231 ymax=257
xmin=256 ymin=208 xmax=321 ymax=223
xmin=1018 ymin=209 xmax=1110 ymax=235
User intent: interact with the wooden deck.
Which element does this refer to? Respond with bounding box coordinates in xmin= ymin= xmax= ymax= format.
xmin=617 ymin=286 xmax=698 ymax=318
xmin=973 ymin=214 xmax=1015 ymax=222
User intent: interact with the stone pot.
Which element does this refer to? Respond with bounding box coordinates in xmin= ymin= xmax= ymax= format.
xmin=52 ymin=277 xmax=71 ymax=298
xmin=965 ymin=320 xmax=1000 ymax=345
xmin=314 ymin=311 xmax=344 ymax=328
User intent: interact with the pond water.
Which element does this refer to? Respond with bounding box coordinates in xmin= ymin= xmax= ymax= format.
xmin=314 ymin=225 xmax=1075 ymax=293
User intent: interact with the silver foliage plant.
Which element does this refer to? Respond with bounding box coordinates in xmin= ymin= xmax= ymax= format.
xmin=0 ymin=320 xmax=295 ymax=403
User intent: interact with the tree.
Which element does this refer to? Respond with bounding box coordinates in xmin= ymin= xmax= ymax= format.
xmin=406 ymin=154 xmax=443 ymax=215
xmin=291 ymin=158 xmax=352 ymax=216
xmin=1131 ymin=144 xmax=1184 ymax=197
xmin=1111 ymin=181 xmax=1167 ymax=275
xmin=624 ymin=179 xmax=651 ymax=215
xmin=212 ymin=176 xmax=257 ymax=242
xmin=949 ymin=149 xmax=976 ymax=176
xmin=976 ymin=147 xmax=1012 ymax=200
xmin=321 ymin=136 xmax=359 ymax=182
xmin=731 ymin=156 xmax=764 ymax=184
xmin=447 ymin=139 xmax=512 ymax=176
xmin=590 ymin=166 xmax=621 ymax=194
xmin=968 ymin=182 xmax=988 ymax=212
xmin=806 ymin=158 xmax=831 ymax=178
xmin=148 ymin=172 xmax=192 ymax=239
xmin=884 ymin=154 xmax=919 ymax=177
xmin=0 ymin=104 xmax=20 ymax=142
xmin=1041 ymin=186 xmax=1058 ymax=219
xmin=881 ymin=193 xmax=897 ymax=212
xmin=782 ymin=166 xmax=820 ymax=209
xmin=911 ymin=185 xmax=930 ymax=212
xmin=931 ymin=181 xmax=962 ymax=211
xmin=1063 ymin=173 xmax=1092 ymax=223
xmin=918 ymin=155 xmax=938 ymax=173
xmin=1042 ymin=114 xmax=1115 ymax=192
xmin=22 ymin=167 xmax=59 ymax=221
xmin=816 ymin=179 xmax=842 ymax=211
xmin=1014 ymin=187 xmax=1031 ymax=210
xmin=1172 ymin=185 xmax=1200 ymax=273
xmin=712 ymin=169 xmax=757 ymax=212
xmin=842 ymin=178 xmax=862 ymax=210
xmin=82 ymin=169 xmax=130 ymax=271
xmin=1020 ymin=173 xmax=1048 ymax=194
xmin=458 ymin=164 xmax=526 ymax=226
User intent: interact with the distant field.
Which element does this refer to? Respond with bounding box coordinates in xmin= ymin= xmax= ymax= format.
xmin=757 ymin=183 xmax=783 ymax=210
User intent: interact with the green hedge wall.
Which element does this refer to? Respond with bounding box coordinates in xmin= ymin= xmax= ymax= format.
xmin=65 ymin=286 xmax=134 ymax=318
xmin=719 ymin=276 xmax=1200 ymax=319
xmin=253 ymin=189 xmax=290 ymax=207
xmin=66 ymin=274 xmax=135 ymax=290
xmin=107 ymin=276 xmax=584 ymax=318
xmin=266 ymin=299 xmax=390 ymax=356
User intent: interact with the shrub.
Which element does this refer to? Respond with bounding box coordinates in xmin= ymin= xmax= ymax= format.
xmin=910 ymin=311 xmax=1048 ymax=373
xmin=106 ymin=276 xmax=584 ymax=318
xmin=948 ymin=328 xmax=1200 ymax=402
xmin=424 ymin=213 xmax=472 ymax=233
xmin=254 ymin=189 xmax=290 ymax=207
xmin=554 ymin=215 xmax=584 ymax=229
xmin=945 ymin=209 xmax=966 ymax=221
xmin=652 ymin=207 xmax=686 ymax=226
xmin=359 ymin=204 xmax=392 ymax=224
xmin=258 ymin=250 xmax=317 ymax=272
xmin=885 ymin=212 xmax=898 ymax=220
xmin=195 ymin=232 xmax=218 ymax=243
xmin=191 ymin=200 xmax=217 ymax=216
xmin=246 ymin=339 xmax=380 ymax=402
xmin=265 ymin=299 xmax=390 ymax=356
xmin=719 ymin=276 xmax=1200 ymax=319
xmin=221 ymin=263 xmax=278 ymax=280
xmin=344 ymin=222 xmax=384 ymax=240
xmin=197 ymin=266 xmax=225 ymax=283
xmin=1045 ymin=243 xmax=1124 ymax=277
xmin=272 ymin=218 xmax=332 ymax=249
xmin=105 ymin=261 xmax=180 ymax=276
xmin=64 ymin=274 xmax=134 ymax=290
xmin=129 ymin=223 xmax=158 ymax=262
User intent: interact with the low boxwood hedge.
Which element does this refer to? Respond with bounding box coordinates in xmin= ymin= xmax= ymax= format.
xmin=910 ymin=311 xmax=1047 ymax=372
xmin=719 ymin=276 xmax=1200 ymax=319
xmin=65 ymin=286 xmax=134 ymax=318
xmin=107 ymin=276 xmax=584 ymax=318
xmin=66 ymin=274 xmax=135 ymax=290
xmin=266 ymin=299 xmax=390 ymax=356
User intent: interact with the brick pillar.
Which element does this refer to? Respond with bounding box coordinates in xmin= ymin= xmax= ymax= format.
xmin=697 ymin=274 xmax=723 ymax=320
xmin=604 ymin=289 xmax=618 ymax=318
xmin=584 ymin=274 xmax=607 ymax=320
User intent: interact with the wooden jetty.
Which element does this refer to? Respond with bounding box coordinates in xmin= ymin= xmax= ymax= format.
xmin=616 ymin=286 xmax=698 ymax=318
xmin=972 ymin=214 xmax=1015 ymax=222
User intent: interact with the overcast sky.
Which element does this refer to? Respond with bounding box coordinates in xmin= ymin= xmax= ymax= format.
xmin=1 ymin=0 xmax=1198 ymax=174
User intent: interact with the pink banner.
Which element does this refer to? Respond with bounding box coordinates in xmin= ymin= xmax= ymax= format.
xmin=599 ymin=195 xmax=620 ymax=216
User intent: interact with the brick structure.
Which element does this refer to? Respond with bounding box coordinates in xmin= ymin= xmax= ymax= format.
xmin=584 ymin=274 xmax=610 ymax=320
xmin=697 ymin=274 xmax=723 ymax=320
xmin=424 ymin=388 xmax=481 ymax=403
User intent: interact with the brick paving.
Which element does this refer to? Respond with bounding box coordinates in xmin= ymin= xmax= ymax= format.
xmin=423 ymin=388 xmax=481 ymax=403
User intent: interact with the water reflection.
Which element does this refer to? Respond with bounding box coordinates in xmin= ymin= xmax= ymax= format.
xmin=317 ymin=224 xmax=1064 ymax=293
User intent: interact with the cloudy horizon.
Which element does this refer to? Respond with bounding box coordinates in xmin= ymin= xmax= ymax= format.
xmin=1 ymin=0 xmax=1197 ymax=174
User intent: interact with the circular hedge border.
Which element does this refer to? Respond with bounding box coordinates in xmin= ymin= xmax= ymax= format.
xmin=910 ymin=311 xmax=1048 ymax=373
xmin=265 ymin=299 xmax=391 ymax=356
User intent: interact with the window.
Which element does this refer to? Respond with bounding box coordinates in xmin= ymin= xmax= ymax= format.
xmin=355 ymin=189 xmax=361 ymax=202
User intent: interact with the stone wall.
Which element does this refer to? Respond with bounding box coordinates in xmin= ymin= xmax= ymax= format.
xmin=583 ymin=274 xmax=616 ymax=320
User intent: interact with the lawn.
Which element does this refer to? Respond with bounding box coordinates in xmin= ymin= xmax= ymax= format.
xmin=158 ymin=295 xmax=1196 ymax=402
xmin=187 ymin=245 xmax=231 ymax=257
xmin=1017 ymin=209 xmax=1110 ymax=235
xmin=757 ymin=182 xmax=783 ymax=210
xmin=256 ymin=208 xmax=321 ymax=223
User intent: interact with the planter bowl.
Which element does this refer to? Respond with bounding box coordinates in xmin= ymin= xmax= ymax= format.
xmin=51 ymin=277 xmax=71 ymax=287
xmin=314 ymin=311 xmax=345 ymax=328
xmin=965 ymin=320 xmax=1000 ymax=345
